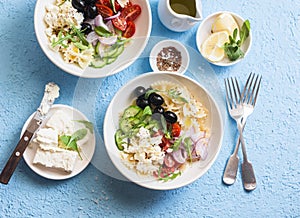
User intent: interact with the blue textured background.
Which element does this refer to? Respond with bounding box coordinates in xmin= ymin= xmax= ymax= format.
xmin=0 ymin=0 xmax=299 ymax=217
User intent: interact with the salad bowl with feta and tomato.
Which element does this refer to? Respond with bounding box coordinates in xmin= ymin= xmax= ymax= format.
xmin=34 ymin=0 xmax=151 ymax=78
xmin=104 ymin=72 xmax=224 ymax=190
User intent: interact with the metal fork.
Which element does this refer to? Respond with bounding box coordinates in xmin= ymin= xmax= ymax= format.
xmin=223 ymin=75 xmax=260 ymax=191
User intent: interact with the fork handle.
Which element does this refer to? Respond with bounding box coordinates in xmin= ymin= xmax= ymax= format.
xmin=237 ymin=122 xmax=248 ymax=161
xmin=223 ymin=121 xmax=246 ymax=185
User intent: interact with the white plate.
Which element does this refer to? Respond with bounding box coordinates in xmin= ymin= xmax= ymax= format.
xmin=149 ymin=39 xmax=190 ymax=74
xmin=23 ymin=104 xmax=96 ymax=180
xmin=103 ymin=72 xmax=224 ymax=190
xmin=34 ymin=0 xmax=152 ymax=78
xmin=196 ymin=11 xmax=252 ymax=66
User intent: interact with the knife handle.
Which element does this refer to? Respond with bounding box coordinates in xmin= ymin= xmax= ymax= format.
xmin=0 ymin=130 xmax=34 ymax=184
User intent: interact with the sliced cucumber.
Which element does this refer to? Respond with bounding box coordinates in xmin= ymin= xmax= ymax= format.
xmin=104 ymin=45 xmax=119 ymax=58
xmin=120 ymin=117 xmax=140 ymax=133
xmin=111 ymin=44 xmax=124 ymax=58
xmin=95 ymin=41 xmax=102 ymax=55
xmin=90 ymin=57 xmax=107 ymax=68
xmin=122 ymin=105 xmax=142 ymax=119
xmin=115 ymin=129 xmax=126 ymax=151
xmin=106 ymin=57 xmax=117 ymax=64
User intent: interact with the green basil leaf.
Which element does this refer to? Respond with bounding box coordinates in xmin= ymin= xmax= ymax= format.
xmin=75 ymin=120 xmax=94 ymax=134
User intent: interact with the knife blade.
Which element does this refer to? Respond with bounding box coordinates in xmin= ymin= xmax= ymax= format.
xmin=0 ymin=82 xmax=60 ymax=184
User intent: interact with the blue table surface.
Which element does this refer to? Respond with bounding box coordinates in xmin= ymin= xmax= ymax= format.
xmin=1 ymin=0 xmax=299 ymax=217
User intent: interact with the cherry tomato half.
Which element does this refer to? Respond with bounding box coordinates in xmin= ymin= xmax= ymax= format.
xmin=95 ymin=4 xmax=113 ymax=18
xmin=97 ymin=0 xmax=110 ymax=7
xmin=112 ymin=16 xmax=127 ymax=31
xmin=122 ymin=21 xmax=135 ymax=38
xmin=121 ymin=4 xmax=141 ymax=21
xmin=171 ymin=122 xmax=181 ymax=137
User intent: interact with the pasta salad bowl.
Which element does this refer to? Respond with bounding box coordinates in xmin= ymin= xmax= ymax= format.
xmin=103 ymin=72 xmax=224 ymax=190
xmin=34 ymin=0 xmax=152 ymax=78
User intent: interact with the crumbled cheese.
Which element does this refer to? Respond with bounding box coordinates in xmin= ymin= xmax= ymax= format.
xmin=44 ymin=0 xmax=93 ymax=68
xmin=116 ymin=0 xmax=130 ymax=8
xmin=121 ymin=127 xmax=165 ymax=175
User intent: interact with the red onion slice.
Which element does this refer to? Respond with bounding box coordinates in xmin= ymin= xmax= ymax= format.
xmin=172 ymin=148 xmax=187 ymax=164
xmin=99 ymin=35 xmax=118 ymax=45
xmin=94 ymin=15 xmax=110 ymax=31
xmin=86 ymin=31 xmax=99 ymax=44
xmin=195 ymin=139 xmax=208 ymax=160
xmin=104 ymin=11 xmax=121 ymax=20
xmin=164 ymin=154 xmax=176 ymax=168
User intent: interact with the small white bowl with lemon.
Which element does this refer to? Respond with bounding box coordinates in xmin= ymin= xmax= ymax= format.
xmin=196 ymin=11 xmax=252 ymax=66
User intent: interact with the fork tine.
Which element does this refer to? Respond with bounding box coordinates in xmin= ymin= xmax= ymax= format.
xmin=224 ymin=78 xmax=232 ymax=110
xmin=234 ymin=77 xmax=242 ymax=103
xmin=249 ymin=74 xmax=259 ymax=104
xmin=231 ymin=77 xmax=242 ymax=106
xmin=244 ymin=73 xmax=255 ymax=104
xmin=252 ymin=75 xmax=262 ymax=106
xmin=228 ymin=78 xmax=235 ymax=108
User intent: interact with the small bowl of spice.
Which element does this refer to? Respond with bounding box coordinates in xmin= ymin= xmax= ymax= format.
xmin=149 ymin=39 xmax=190 ymax=74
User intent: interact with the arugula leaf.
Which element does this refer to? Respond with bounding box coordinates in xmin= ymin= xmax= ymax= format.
xmin=168 ymin=89 xmax=188 ymax=103
xmin=75 ymin=120 xmax=94 ymax=134
xmin=160 ymin=115 xmax=171 ymax=139
xmin=145 ymin=89 xmax=159 ymax=99
xmin=158 ymin=171 xmax=182 ymax=182
xmin=51 ymin=31 xmax=72 ymax=48
xmin=70 ymin=24 xmax=89 ymax=46
xmin=223 ymin=20 xmax=251 ymax=61
xmin=183 ymin=137 xmax=193 ymax=162
xmin=172 ymin=136 xmax=183 ymax=151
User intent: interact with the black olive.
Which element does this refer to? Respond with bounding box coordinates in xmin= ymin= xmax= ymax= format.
xmin=72 ymin=0 xmax=85 ymax=12
xmin=84 ymin=5 xmax=98 ymax=19
xmin=153 ymin=106 xmax=164 ymax=114
xmin=81 ymin=23 xmax=92 ymax=34
xmin=85 ymin=0 xmax=96 ymax=5
xmin=136 ymin=98 xmax=149 ymax=109
xmin=164 ymin=111 xmax=178 ymax=124
xmin=149 ymin=93 xmax=164 ymax=106
xmin=134 ymin=86 xmax=146 ymax=98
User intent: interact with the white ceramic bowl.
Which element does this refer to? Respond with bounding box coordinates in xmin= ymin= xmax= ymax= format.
xmin=196 ymin=11 xmax=252 ymax=66
xmin=149 ymin=39 xmax=190 ymax=74
xmin=103 ymin=72 xmax=223 ymax=190
xmin=34 ymin=0 xmax=152 ymax=78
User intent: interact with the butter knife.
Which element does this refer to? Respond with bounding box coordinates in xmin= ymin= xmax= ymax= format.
xmin=0 ymin=82 xmax=60 ymax=184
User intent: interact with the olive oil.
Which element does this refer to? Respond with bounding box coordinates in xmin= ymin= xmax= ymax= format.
xmin=169 ymin=0 xmax=196 ymax=17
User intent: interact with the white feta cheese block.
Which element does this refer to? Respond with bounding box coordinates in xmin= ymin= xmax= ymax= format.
xmin=33 ymin=147 xmax=77 ymax=173
xmin=46 ymin=110 xmax=74 ymax=135
xmin=33 ymin=128 xmax=58 ymax=148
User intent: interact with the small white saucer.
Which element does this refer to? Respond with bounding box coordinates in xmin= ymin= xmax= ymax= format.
xmin=149 ymin=39 xmax=190 ymax=74
xmin=22 ymin=104 xmax=96 ymax=180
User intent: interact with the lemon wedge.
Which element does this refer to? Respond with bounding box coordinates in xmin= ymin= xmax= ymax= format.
xmin=212 ymin=13 xmax=239 ymax=36
xmin=201 ymin=31 xmax=229 ymax=62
